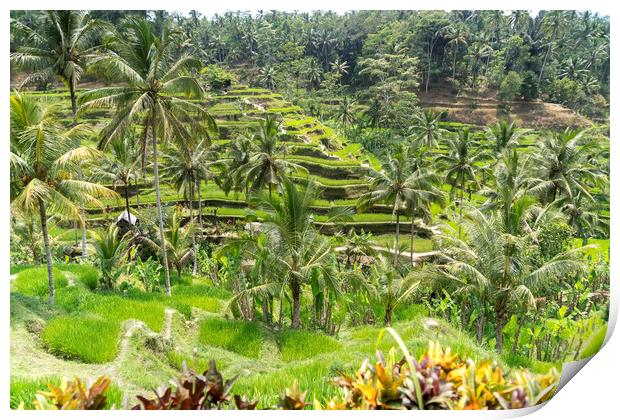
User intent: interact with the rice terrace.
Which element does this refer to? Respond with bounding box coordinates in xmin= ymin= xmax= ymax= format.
xmin=8 ymin=9 xmax=610 ymax=410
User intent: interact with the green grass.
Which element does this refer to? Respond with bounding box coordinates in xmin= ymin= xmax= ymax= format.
xmin=15 ymin=267 xmax=68 ymax=297
xmin=166 ymin=350 xmax=222 ymax=373
xmin=55 ymin=263 xmax=100 ymax=290
xmin=41 ymin=315 xmax=120 ymax=363
xmin=234 ymin=359 xmax=339 ymax=408
xmin=10 ymin=376 xmax=123 ymax=409
xmin=278 ymin=329 xmax=342 ymax=362
xmin=198 ymin=318 xmax=263 ymax=358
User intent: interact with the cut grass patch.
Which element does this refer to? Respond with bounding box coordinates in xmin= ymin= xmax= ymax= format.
xmin=278 ymin=329 xmax=341 ymax=362
xmin=198 ymin=318 xmax=262 ymax=358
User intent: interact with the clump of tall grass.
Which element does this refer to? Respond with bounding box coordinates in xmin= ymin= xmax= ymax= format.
xmin=15 ymin=267 xmax=67 ymax=297
xmin=41 ymin=315 xmax=120 ymax=363
xmin=198 ymin=318 xmax=262 ymax=358
xmin=56 ymin=263 xmax=99 ymax=290
xmin=278 ymin=329 xmax=341 ymax=362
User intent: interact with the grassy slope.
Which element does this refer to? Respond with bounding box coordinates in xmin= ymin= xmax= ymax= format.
xmin=10 ymin=262 xmax=556 ymax=408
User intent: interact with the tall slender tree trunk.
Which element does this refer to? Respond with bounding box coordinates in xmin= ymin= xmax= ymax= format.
xmin=80 ymin=202 xmax=87 ymax=258
xmin=124 ymin=183 xmax=131 ymax=222
xmin=452 ymin=47 xmax=457 ymax=79
xmin=384 ymin=300 xmax=393 ymax=326
xmin=394 ymin=212 xmax=400 ymax=267
xmin=291 ymin=278 xmax=302 ymax=329
xmin=512 ymin=314 xmax=527 ymax=354
xmin=410 ymin=207 xmax=415 ymax=267
xmin=476 ymin=311 xmax=485 ymax=344
xmin=38 ymin=199 xmax=55 ymax=305
xmin=69 ymin=78 xmax=77 ymax=123
xmin=538 ymin=44 xmax=552 ymax=86
xmin=459 ymin=182 xmax=465 ymax=239
xmin=197 ymin=178 xmax=204 ymax=240
xmin=189 ymin=175 xmax=198 ymax=276
xmin=151 ymin=119 xmax=171 ymax=296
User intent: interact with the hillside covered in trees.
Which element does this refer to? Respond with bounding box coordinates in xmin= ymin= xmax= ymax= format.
xmin=9 ymin=10 xmax=609 ymax=411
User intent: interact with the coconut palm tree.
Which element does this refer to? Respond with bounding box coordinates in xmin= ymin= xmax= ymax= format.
xmin=420 ymin=208 xmax=587 ymax=352
xmin=79 ymin=17 xmax=214 ymax=296
xmin=97 ymin=136 xmax=139 ymax=222
xmin=359 ymin=149 xmax=441 ymax=266
xmin=371 ymin=255 xmax=421 ymax=326
xmin=10 ymin=92 xmax=117 ymax=304
xmin=10 ymin=11 xmax=106 ymax=120
xmin=437 ymin=129 xmax=488 ymax=238
xmin=445 ymin=24 xmax=469 ymax=79
xmin=485 ymin=120 xmax=524 ymax=156
xmin=91 ymin=225 xmax=133 ymax=289
xmin=237 ymin=115 xmax=305 ymax=198
xmin=409 ymin=109 xmax=448 ymax=150
xmin=251 ymin=179 xmax=342 ymax=329
xmin=165 ymin=138 xmax=214 ymax=274
xmin=529 ymin=129 xmax=604 ymax=204
xmin=335 ymin=96 xmax=357 ymax=132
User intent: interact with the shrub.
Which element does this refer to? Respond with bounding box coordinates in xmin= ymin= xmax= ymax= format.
xmin=278 ymin=329 xmax=341 ymax=362
xmin=198 ymin=318 xmax=262 ymax=358
xmin=15 ymin=266 xmax=68 ymax=297
xmin=11 ymin=376 xmax=122 ymax=410
xmin=499 ymin=71 xmax=523 ymax=101
xmin=41 ymin=315 xmax=120 ymax=363
xmin=579 ymin=324 xmax=607 ymax=359
xmin=520 ymin=70 xmax=539 ymax=100
xmin=201 ymin=65 xmax=235 ymax=91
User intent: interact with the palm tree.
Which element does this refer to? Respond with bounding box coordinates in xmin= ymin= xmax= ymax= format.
xmin=530 ymin=129 xmax=603 ymax=204
xmin=165 ymin=138 xmax=213 ymax=274
xmin=421 ymin=208 xmax=587 ymax=352
xmin=446 ymin=25 xmax=469 ymax=79
xmin=10 ymin=92 xmax=116 ymax=304
xmin=409 ymin=109 xmax=448 ymax=150
xmin=358 ymin=149 xmax=441 ymax=267
xmin=251 ymin=179 xmax=341 ymax=329
xmin=97 ymin=137 xmax=139 ymax=221
xmin=91 ymin=225 xmax=133 ymax=289
xmin=335 ymin=96 xmax=357 ymax=132
xmin=258 ymin=65 xmax=277 ymax=90
xmin=371 ymin=255 xmax=421 ymax=326
xmin=237 ymin=115 xmax=305 ymax=198
xmin=437 ymin=129 xmax=488 ymax=238
xmin=10 ymin=11 xmax=106 ymax=120
xmin=79 ymin=17 xmax=214 ymax=296
xmin=485 ymin=120 xmax=524 ymax=156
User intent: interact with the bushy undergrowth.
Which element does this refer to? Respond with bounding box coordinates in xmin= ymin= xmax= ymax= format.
xmin=15 ymin=267 xmax=67 ymax=296
xmin=278 ymin=329 xmax=341 ymax=362
xmin=41 ymin=315 xmax=120 ymax=363
xmin=198 ymin=318 xmax=263 ymax=358
xmin=579 ymin=324 xmax=608 ymax=359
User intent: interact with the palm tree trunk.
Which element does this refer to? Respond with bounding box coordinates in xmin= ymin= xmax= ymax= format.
xmin=394 ymin=212 xmax=400 ymax=267
xmin=291 ymin=279 xmax=302 ymax=329
xmin=384 ymin=300 xmax=393 ymax=326
xmin=476 ymin=311 xmax=485 ymax=344
xmin=410 ymin=208 xmax=415 ymax=267
xmin=135 ymin=177 xmax=140 ymax=207
xmin=151 ymin=119 xmax=171 ymax=296
xmin=69 ymin=78 xmax=77 ymax=123
xmin=538 ymin=44 xmax=552 ymax=87
xmin=38 ymin=198 xmax=55 ymax=305
xmin=124 ymin=183 xmax=131 ymax=222
xmin=189 ymin=175 xmax=198 ymax=276
xmin=512 ymin=314 xmax=526 ymax=354
xmin=80 ymin=202 xmax=87 ymax=258
xmin=452 ymin=46 xmax=457 ymax=79
xmin=197 ymin=178 xmax=204 ymax=240
xmin=459 ymin=183 xmax=464 ymax=239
